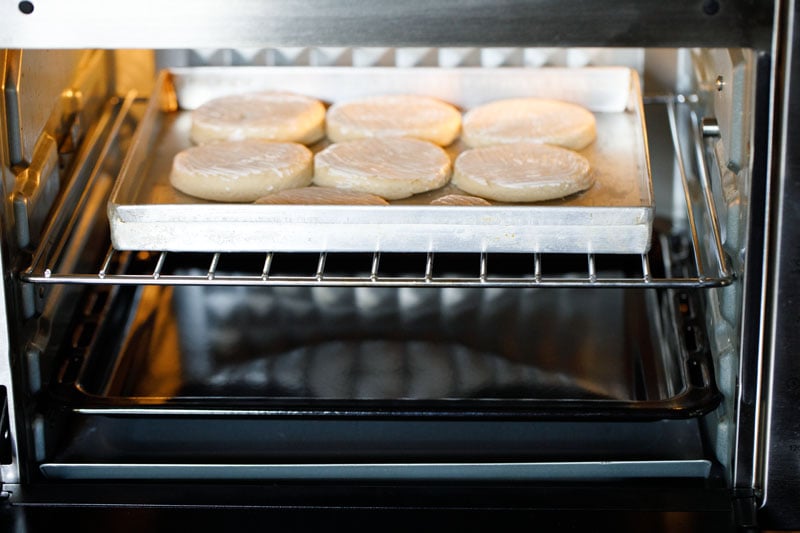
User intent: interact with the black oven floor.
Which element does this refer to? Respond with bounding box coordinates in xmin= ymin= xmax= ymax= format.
xmin=72 ymin=283 xmax=695 ymax=405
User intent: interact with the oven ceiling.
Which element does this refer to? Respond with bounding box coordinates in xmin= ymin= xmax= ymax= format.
xmin=0 ymin=0 xmax=773 ymax=49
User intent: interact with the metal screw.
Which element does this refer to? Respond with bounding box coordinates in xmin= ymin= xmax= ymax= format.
xmin=715 ymin=76 xmax=725 ymax=91
xmin=702 ymin=117 xmax=721 ymax=137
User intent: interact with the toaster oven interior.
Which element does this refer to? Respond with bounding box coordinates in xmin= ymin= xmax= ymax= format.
xmin=0 ymin=46 xmax=761 ymax=495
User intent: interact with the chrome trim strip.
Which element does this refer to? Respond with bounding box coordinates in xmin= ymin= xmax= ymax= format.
xmin=40 ymin=460 xmax=713 ymax=481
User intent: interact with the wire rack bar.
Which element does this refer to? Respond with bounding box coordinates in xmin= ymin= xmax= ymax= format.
xmin=666 ymin=100 xmax=707 ymax=281
xmin=690 ymin=110 xmax=732 ymax=278
xmin=21 ymin=249 xmax=730 ymax=288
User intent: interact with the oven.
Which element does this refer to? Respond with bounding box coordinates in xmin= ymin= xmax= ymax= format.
xmin=0 ymin=1 xmax=798 ymax=530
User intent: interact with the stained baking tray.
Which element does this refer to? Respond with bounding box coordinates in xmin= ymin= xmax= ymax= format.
xmin=108 ymin=66 xmax=653 ymax=254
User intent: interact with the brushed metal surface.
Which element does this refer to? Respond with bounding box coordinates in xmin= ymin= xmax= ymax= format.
xmin=2 ymin=49 xmax=111 ymax=250
xmin=38 ymin=460 xmax=713 ymax=481
xmin=758 ymin=0 xmax=800 ymax=527
xmin=2 ymin=50 xmax=87 ymax=166
xmin=108 ymin=66 xmax=653 ymax=254
xmin=0 ymin=0 xmax=773 ymax=49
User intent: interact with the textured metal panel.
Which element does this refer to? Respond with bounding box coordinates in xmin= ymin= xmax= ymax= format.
xmin=3 ymin=50 xmax=86 ymax=166
xmin=2 ymin=50 xmax=23 ymax=166
xmin=2 ymin=50 xmax=112 ymax=252
xmin=156 ymin=47 xmax=646 ymax=70
xmin=0 ymin=0 xmax=773 ymax=49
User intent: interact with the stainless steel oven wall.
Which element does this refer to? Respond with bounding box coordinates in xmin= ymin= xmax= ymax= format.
xmin=682 ymin=49 xmax=757 ymax=486
xmin=0 ymin=49 xmax=113 ymax=484
xmin=757 ymin=0 xmax=800 ymax=526
xmin=0 ymin=49 xmax=90 ymax=485
xmin=0 ymin=62 xmax=17 ymax=482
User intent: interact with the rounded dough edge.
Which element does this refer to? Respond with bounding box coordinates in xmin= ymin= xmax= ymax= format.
xmin=326 ymin=95 xmax=462 ymax=146
xmin=313 ymin=138 xmax=452 ymax=200
xmin=451 ymin=143 xmax=594 ymax=203
xmin=461 ymin=98 xmax=597 ymax=150
xmin=170 ymin=141 xmax=314 ymax=203
xmin=189 ymin=92 xmax=326 ymax=145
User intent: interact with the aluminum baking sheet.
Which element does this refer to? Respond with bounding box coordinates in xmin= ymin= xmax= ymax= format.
xmin=108 ymin=66 xmax=653 ymax=254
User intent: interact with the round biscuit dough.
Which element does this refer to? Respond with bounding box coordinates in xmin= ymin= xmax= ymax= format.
xmin=452 ymin=143 xmax=593 ymax=203
xmin=170 ymin=140 xmax=313 ymax=202
xmin=313 ymin=138 xmax=452 ymax=200
xmin=462 ymin=98 xmax=596 ymax=150
xmin=326 ymin=95 xmax=461 ymax=146
xmin=190 ymin=91 xmax=326 ymax=145
xmin=255 ymin=187 xmax=389 ymax=205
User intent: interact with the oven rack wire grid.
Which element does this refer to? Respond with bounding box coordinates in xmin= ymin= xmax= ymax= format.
xmin=19 ymin=94 xmax=733 ymax=289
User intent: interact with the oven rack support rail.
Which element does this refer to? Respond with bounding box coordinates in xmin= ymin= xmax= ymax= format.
xmin=19 ymin=96 xmax=733 ymax=289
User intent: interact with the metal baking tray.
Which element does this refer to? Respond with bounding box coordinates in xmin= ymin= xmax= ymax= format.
xmin=108 ymin=66 xmax=653 ymax=254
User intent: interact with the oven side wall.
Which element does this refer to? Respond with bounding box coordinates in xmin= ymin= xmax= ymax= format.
xmin=0 ymin=49 xmax=114 ymax=485
xmin=758 ymin=0 xmax=800 ymax=527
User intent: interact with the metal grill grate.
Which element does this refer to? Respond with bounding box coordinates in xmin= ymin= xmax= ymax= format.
xmin=19 ymin=96 xmax=734 ymax=289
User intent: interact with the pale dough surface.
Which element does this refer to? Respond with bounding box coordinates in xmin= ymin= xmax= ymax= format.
xmin=170 ymin=140 xmax=313 ymax=202
xmin=255 ymin=187 xmax=389 ymax=205
xmin=431 ymin=194 xmax=492 ymax=206
xmin=313 ymin=138 xmax=452 ymax=200
xmin=462 ymin=98 xmax=596 ymax=150
xmin=452 ymin=143 xmax=593 ymax=203
xmin=326 ymin=95 xmax=461 ymax=146
xmin=190 ymin=91 xmax=325 ymax=145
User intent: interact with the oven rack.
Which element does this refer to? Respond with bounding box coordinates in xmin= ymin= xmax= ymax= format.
xmin=19 ymin=96 xmax=733 ymax=289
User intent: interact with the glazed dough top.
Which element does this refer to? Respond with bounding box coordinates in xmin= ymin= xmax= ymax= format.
xmin=190 ymin=91 xmax=326 ymax=145
xmin=315 ymin=137 xmax=451 ymax=184
xmin=313 ymin=137 xmax=452 ymax=200
xmin=326 ymin=94 xmax=462 ymax=146
xmin=451 ymin=142 xmax=594 ymax=203
xmin=462 ymin=98 xmax=596 ymax=150
xmin=173 ymin=139 xmax=312 ymax=181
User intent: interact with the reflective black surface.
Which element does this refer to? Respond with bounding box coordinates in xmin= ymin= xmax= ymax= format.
xmin=82 ymin=285 xmax=660 ymax=402
xmin=1 ymin=482 xmax=737 ymax=533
